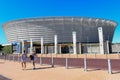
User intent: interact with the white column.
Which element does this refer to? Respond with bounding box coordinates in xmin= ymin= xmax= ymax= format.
xmin=54 ymin=35 xmax=58 ymax=54
xmin=17 ymin=42 xmax=20 ymax=54
xmin=59 ymin=44 xmax=61 ymax=54
xmin=30 ymin=39 xmax=33 ymax=54
xmin=98 ymin=27 xmax=104 ymax=54
xmin=106 ymin=40 xmax=109 ymax=54
xmin=72 ymin=31 xmax=77 ymax=54
xmin=44 ymin=46 xmax=47 ymax=54
xmin=22 ymin=40 xmax=25 ymax=54
xmin=41 ymin=37 xmax=44 ymax=54
xmin=79 ymin=43 xmax=82 ymax=54
xmin=90 ymin=44 xmax=92 ymax=53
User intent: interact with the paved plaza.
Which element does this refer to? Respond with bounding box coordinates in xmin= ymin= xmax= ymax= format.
xmin=0 ymin=54 xmax=120 ymax=80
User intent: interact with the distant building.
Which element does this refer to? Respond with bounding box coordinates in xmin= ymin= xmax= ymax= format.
xmin=2 ymin=17 xmax=118 ymax=54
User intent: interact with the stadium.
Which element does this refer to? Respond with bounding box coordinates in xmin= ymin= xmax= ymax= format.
xmin=2 ymin=17 xmax=117 ymax=54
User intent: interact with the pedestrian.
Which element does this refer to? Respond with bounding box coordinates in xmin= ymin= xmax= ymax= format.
xmin=21 ymin=50 xmax=27 ymax=70
xmin=29 ymin=50 xmax=37 ymax=70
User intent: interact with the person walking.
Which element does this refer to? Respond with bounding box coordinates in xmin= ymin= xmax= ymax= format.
xmin=29 ymin=50 xmax=37 ymax=70
xmin=21 ymin=50 xmax=27 ymax=70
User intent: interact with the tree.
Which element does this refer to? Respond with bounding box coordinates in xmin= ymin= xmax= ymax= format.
xmin=2 ymin=45 xmax=12 ymax=54
xmin=0 ymin=45 xmax=3 ymax=51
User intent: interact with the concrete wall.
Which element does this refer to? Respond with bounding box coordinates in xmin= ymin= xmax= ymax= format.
xmin=112 ymin=43 xmax=120 ymax=53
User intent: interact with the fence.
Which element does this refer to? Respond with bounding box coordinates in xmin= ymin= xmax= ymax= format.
xmin=0 ymin=54 xmax=120 ymax=74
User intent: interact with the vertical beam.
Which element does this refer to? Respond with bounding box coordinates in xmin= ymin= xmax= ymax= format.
xmin=107 ymin=58 xmax=112 ymax=74
xmin=98 ymin=27 xmax=104 ymax=54
xmin=30 ymin=39 xmax=33 ymax=54
xmin=17 ymin=42 xmax=20 ymax=54
xmin=54 ymin=35 xmax=58 ymax=54
xmin=117 ymin=43 xmax=120 ymax=59
xmin=44 ymin=46 xmax=47 ymax=54
xmin=41 ymin=37 xmax=44 ymax=54
xmin=72 ymin=31 xmax=77 ymax=54
xmin=22 ymin=40 xmax=25 ymax=54
xmin=40 ymin=57 xmax=42 ymax=65
xmin=84 ymin=53 xmax=87 ymax=72
xmin=79 ymin=43 xmax=82 ymax=54
xmin=90 ymin=44 xmax=92 ymax=53
xmin=86 ymin=37 xmax=89 ymax=53
xmin=17 ymin=42 xmax=20 ymax=62
xmin=66 ymin=58 xmax=68 ymax=69
xmin=106 ymin=40 xmax=109 ymax=54
xmin=59 ymin=44 xmax=61 ymax=54
xmin=51 ymin=57 xmax=54 ymax=67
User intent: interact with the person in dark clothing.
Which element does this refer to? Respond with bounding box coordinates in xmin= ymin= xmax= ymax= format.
xmin=29 ymin=51 xmax=37 ymax=70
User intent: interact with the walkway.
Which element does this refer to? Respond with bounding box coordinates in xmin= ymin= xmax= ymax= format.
xmin=0 ymin=54 xmax=120 ymax=80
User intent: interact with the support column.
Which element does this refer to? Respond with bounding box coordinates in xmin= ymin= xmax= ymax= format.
xmin=106 ymin=40 xmax=109 ymax=54
xmin=54 ymin=35 xmax=58 ymax=54
xmin=98 ymin=27 xmax=104 ymax=54
xmin=17 ymin=42 xmax=20 ymax=54
xmin=41 ymin=37 xmax=44 ymax=54
xmin=30 ymin=39 xmax=33 ymax=54
xmin=72 ymin=31 xmax=77 ymax=54
xmin=17 ymin=42 xmax=20 ymax=62
xmin=79 ymin=43 xmax=82 ymax=54
xmin=44 ymin=46 xmax=48 ymax=54
xmin=59 ymin=44 xmax=61 ymax=54
xmin=22 ymin=40 xmax=25 ymax=54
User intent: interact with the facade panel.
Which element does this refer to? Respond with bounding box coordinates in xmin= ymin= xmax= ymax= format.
xmin=2 ymin=17 xmax=117 ymax=44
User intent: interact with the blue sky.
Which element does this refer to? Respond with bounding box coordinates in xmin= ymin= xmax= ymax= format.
xmin=0 ymin=0 xmax=120 ymax=44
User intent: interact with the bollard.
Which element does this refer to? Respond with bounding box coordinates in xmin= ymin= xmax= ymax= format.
xmin=5 ymin=55 xmax=7 ymax=60
xmin=40 ymin=57 xmax=42 ymax=65
xmin=76 ymin=54 xmax=78 ymax=58
xmin=7 ymin=55 xmax=8 ymax=60
xmin=18 ymin=54 xmax=20 ymax=63
xmin=69 ymin=53 xmax=70 ymax=58
xmin=84 ymin=53 xmax=87 ymax=72
xmin=106 ymin=53 xmax=108 ymax=59
xmin=6 ymin=55 xmax=8 ymax=61
xmin=61 ymin=53 xmax=63 ymax=58
xmin=13 ymin=55 xmax=15 ymax=61
xmin=50 ymin=53 xmax=52 ymax=57
xmin=66 ymin=58 xmax=68 ymax=69
xmin=7 ymin=55 xmax=9 ymax=60
xmin=94 ymin=53 xmax=96 ymax=59
xmin=56 ymin=54 xmax=57 ymax=58
xmin=107 ymin=58 xmax=112 ymax=74
xmin=51 ymin=57 xmax=54 ymax=67
xmin=4 ymin=55 xmax=6 ymax=61
xmin=9 ymin=55 xmax=10 ymax=61
xmin=117 ymin=52 xmax=120 ymax=59
xmin=46 ymin=53 xmax=47 ymax=57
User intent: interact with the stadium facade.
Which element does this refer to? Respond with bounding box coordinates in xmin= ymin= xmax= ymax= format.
xmin=2 ymin=17 xmax=117 ymax=54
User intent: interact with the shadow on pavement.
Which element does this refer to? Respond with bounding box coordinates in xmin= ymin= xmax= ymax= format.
xmin=0 ymin=75 xmax=12 ymax=80
xmin=0 ymin=62 xmax=5 ymax=64
xmin=26 ymin=66 xmax=54 ymax=70
xmin=87 ymin=68 xmax=101 ymax=72
xmin=112 ymin=71 xmax=120 ymax=74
